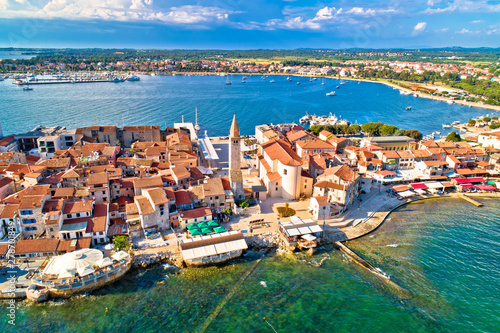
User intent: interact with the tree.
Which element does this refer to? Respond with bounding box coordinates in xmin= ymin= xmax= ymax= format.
xmin=394 ymin=129 xmax=406 ymax=136
xmin=239 ymin=199 xmax=250 ymax=209
xmin=380 ymin=124 xmax=399 ymax=136
xmin=483 ymin=117 xmax=491 ymax=122
xmin=113 ymin=235 xmax=130 ymax=252
xmin=445 ymin=131 xmax=461 ymax=142
xmin=404 ymin=129 xmax=423 ymax=141
xmin=361 ymin=122 xmax=383 ymax=136
xmin=347 ymin=124 xmax=361 ymax=134
xmin=468 ymin=119 xmax=476 ymax=126
xmin=492 ymin=116 xmax=499 ymax=120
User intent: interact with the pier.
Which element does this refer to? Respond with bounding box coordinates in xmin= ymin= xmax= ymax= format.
xmin=459 ymin=194 xmax=484 ymax=207
xmin=13 ymin=79 xmax=120 ymax=85
xmin=335 ymin=241 xmax=412 ymax=299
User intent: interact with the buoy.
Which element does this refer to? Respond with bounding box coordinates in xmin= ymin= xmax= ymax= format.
xmin=105 ymin=307 xmax=108 ymax=315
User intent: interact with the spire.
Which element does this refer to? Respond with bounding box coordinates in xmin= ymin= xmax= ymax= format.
xmin=230 ymin=113 xmax=240 ymax=138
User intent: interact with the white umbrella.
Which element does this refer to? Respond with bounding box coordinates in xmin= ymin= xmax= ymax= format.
xmin=57 ymin=269 xmax=76 ymax=279
xmin=43 ymin=249 xmax=103 ymax=276
xmin=77 ymin=265 xmax=95 ymax=277
xmin=104 ymin=243 xmax=114 ymax=250
xmin=112 ymin=251 xmax=129 ymax=261
xmin=96 ymin=257 xmax=113 ymax=268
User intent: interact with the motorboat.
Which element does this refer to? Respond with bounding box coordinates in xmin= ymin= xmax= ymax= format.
xmin=326 ymin=91 xmax=336 ymax=96
xmin=126 ymin=75 xmax=140 ymax=81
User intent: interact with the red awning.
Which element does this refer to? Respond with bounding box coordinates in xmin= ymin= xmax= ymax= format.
xmin=477 ymin=185 xmax=496 ymax=191
xmin=453 ymin=177 xmax=484 ymax=184
xmin=460 ymin=184 xmax=475 ymax=188
xmin=410 ymin=183 xmax=428 ymax=190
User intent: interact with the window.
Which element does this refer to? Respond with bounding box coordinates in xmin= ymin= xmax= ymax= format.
xmin=20 ymin=210 xmax=33 ymax=215
xmin=284 ymin=169 xmax=287 ymax=175
xmin=76 ymin=213 xmax=80 ymax=218
xmin=22 ymin=219 xmax=36 ymax=224
xmin=24 ymin=226 xmax=37 ymax=231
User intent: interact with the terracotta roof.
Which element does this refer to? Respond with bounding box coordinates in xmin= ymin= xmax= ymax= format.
xmin=313 ymin=196 xmax=329 ymax=205
xmin=163 ymin=186 xmax=175 ymax=199
xmin=267 ymin=172 xmax=282 ymax=182
xmin=56 ymin=238 xmax=91 ymax=253
xmin=179 ymin=206 xmax=211 ymax=220
xmin=286 ymin=130 xmax=316 ymax=142
xmin=144 ymin=188 xmax=169 ymax=206
xmin=38 ymin=157 xmax=70 ymax=169
xmin=204 ymin=177 xmax=225 ymax=196
xmin=92 ymin=203 xmax=108 ymax=232
xmin=88 ymin=172 xmax=109 ymax=186
xmin=14 ymin=238 xmax=59 ymax=254
xmin=133 ymin=176 xmax=163 ymax=189
xmin=0 ymin=204 xmax=19 ymax=218
xmin=174 ymin=190 xmax=192 ymax=206
xmin=18 ymin=195 xmax=45 ymax=209
xmin=42 ymin=199 xmax=65 ymax=213
xmin=314 ymin=181 xmax=346 ymax=191
xmin=63 ymin=200 xmax=94 ymax=214
xmin=0 ymin=177 xmax=13 ymax=188
xmin=261 ymin=139 xmax=302 ymax=166
xmin=171 ymin=165 xmax=190 ymax=179
xmin=52 ymin=187 xmax=75 ymax=199
xmin=296 ymin=139 xmax=335 ymax=150
xmin=322 ymin=165 xmax=359 ymax=183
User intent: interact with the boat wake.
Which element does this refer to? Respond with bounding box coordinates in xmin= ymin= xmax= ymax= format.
xmin=386 ymin=244 xmax=399 ymax=247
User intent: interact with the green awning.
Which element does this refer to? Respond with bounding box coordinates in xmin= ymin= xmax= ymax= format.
xmin=487 ymin=181 xmax=496 ymax=186
xmin=190 ymin=229 xmax=202 ymax=236
xmin=186 ymin=224 xmax=199 ymax=231
xmin=214 ymin=226 xmax=226 ymax=233
xmin=201 ymin=228 xmax=213 ymax=235
xmin=197 ymin=222 xmax=209 ymax=228
xmin=207 ymin=220 xmax=219 ymax=227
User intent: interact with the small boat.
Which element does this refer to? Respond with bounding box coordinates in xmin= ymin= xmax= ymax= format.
xmin=336 ymin=85 xmax=340 ymax=89
xmin=241 ymin=80 xmax=246 ymax=83
xmin=126 ymin=75 xmax=140 ymax=81
xmin=110 ymin=77 xmax=124 ymax=83
xmin=261 ymin=76 xmax=266 ymax=80
xmin=340 ymin=82 xmax=346 ymax=85
xmin=296 ymin=82 xmax=300 ymax=85
xmin=447 ymin=100 xmax=454 ymax=104
xmin=269 ymin=80 xmax=275 ymax=83
xmin=321 ymin=78 xmax=325 ymax=85
xmin=405 ymin=106 xmax=411 ymax=110
xmin=23 ymin=86 xmax=33 ymax=91
xmin=225 ymin=76 xmax=232 ymax=85
xmin=435 ymin=131 xmax=441 ymax=135
xmin=442 ymin=124 xmax=451 ymax=128
xmin=242 ymin=76 xmax=248 ymax=80
xmin=452 ymin=121 xmax=460 ymax=125
xmin=312 ymin=78 xmax=317 ymax=81
xmin=326 ymin=91 xmax=336 ymax=96
xmin=413 ymin=93 xmax=418 ymax=97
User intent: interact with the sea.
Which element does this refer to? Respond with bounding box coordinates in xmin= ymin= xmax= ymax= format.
xmin=0 ymin=74 xmax=492 ymax=137
xmin=2 ymin=197 xmax=499 ymax=332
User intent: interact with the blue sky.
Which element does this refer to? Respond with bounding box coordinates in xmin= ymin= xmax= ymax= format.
xmin=0 ymin=0 xmax=499 ymax=49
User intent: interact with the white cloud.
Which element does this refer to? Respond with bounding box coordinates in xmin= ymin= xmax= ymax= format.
xmin=435 ymin=27 xmax=449 ymax=32
xmin=455 ymin=28 xmax=479 ymax=34
xmin=424 ymin=0 xmax=500 ymax=14
xmin=412 ymin=22 xmax=427 ymax=35
xmin=0 ymin=0 xmax=238 ymax=25
xmin=470 ymin=20 xmax=483 ymax=24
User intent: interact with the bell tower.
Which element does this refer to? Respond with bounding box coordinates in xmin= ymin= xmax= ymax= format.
xmin=228 ymin=114 xmax=244 ymax=202
xmin=229 ymin=113 xmax=241 ymax=171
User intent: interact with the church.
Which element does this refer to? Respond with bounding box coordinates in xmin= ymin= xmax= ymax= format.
xmin=228 ymin=114 xmax=245 ymax=203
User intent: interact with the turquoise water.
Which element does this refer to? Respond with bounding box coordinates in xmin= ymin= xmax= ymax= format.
xmin=2 ymin=197 xmax=499 ymax=332
xmin=0 ymin=75 xmax=489 ymax=136
xmin=0 ymin=51 xmax=35 ymax=60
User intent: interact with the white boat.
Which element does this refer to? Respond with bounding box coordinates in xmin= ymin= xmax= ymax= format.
xmin=194 ymin=107 xmax=201 ymax=132
xmin=296 ymin=82 xmax=300 ymax=85
xmin=447 ymin=100 xmax=454 ymax=104
xmin=413 ymin=93 xmax=418 ymax=97
xmin=321 ymin=78 xmax=325 ymax=85
xmin=225 ymin=76 xmax=232 ymax=85
xmin=435 ymin=131 xmax=441 ymax=135
xmin=110 ymin=77 xmax=124 ymax=83
xmin=326 ymin=91 xmax=336 ymax=96
xmin=243 ymin=76 xmax=248 ymax=80
xmin=442 ymin=124 xmax=451 ymax=128
xmin=299 ymin=112 xmax=312 ymax=124
xmin=126 ymin=75 xmax=140 ymax=81
xmin=336 ymin=85 xmax=340 ymax=89
xmin=452 ymin=121 xmax=460 ymax=125
xmin=312 ymin=78 xmax=317 ymax=81
xmin=327 ymin=113 xmax=338 ymax=124
xmin=261 ymin=76 xmax=266 ymax=80
xmin=269 ymin=80 xmax=275 ymax=83
xmin=241 ymin=80 xmax=246 ymax=83
xmin=406 ymin=106 xmax=412 ymax=110
xmin=400 ymin=90 xmax=412 ymax=95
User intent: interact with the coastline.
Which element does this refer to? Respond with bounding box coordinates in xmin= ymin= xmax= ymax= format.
xmin=172 ymin=71 xmax=500 ymax=113
xmin=336 ymin=192 xmax=500 ymax=242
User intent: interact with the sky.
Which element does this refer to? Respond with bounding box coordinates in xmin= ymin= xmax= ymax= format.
xmin=0 ymin=0 xmax=499 ymax=49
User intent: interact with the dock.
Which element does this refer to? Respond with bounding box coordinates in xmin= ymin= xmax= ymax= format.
xmin=459 ymin=194 xmax=484 ymax=207
xmin=13 ymin=79 xmax=118 ymax=85
xmin=334 ymin=241 xmax=412 ymax=299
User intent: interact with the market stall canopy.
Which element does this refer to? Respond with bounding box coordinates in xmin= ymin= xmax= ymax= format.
xmin=214 ymin=226 xmax=226 ymax=233
xmin=190 ymin=229 xmax=202 ymax=236
xmin=77 ymin=265 xmax=95 ymax=277
xmin=410 ymin=183 xmax=428 ymax=190
xmin=186 ymin=224 xmax=199 ymax=231
xmin=96 ymin=257 xmax=113 ymax=268
xmin=201 ymin=227 xmax=213 ymax=235
xmin=197 ymin=222 xmax=209 ymax=228
xmin=112 ymin=251 xmax=129 ymax=261
xmin=207 ymin=220 xmax=219 ymax=227
xmin=57 ymin=269 xmax=76 ymax=279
